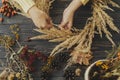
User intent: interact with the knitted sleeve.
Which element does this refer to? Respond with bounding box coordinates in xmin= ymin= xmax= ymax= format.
xmin=14 ymin=0 xmax=35 ymax=13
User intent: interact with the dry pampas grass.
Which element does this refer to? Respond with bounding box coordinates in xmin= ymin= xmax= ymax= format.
xmin=50 ymin=0 xmax=120 ymax=67
xmin=51 ymin=18 xmax=95 ymax=68
xmin=50 ymin=18 xmax=95 ymax=56
xmin=30 ymin=27 xmax=80 ymax=42
xmin=93 ymin=0 xmax=120 ymax=46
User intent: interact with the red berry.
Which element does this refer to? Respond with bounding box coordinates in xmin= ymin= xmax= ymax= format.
xmin=42 ymin=56 xmax=47 ymax=62
xmin=28 ymin=66 xmax=35 ymax=72
xmin=29 ymin=54 xmax=36 ymax=61
xmin=22 ymin=45 xmax=28 ymax=54
xmin=35 ymin=51 xmax=42 ymax=57
xmin=19 ymin=53 xmax=27 ymax=60
xmin=0 ymin=18 xmax=3 ymax=22
xmin=26 ymin=60 xmax=34 ymax=66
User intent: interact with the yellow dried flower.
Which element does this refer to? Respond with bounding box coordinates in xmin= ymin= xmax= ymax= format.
xmin=16 ymin=72 xmax=21 ymax=79
xmin=75 ymin=68 xmax=81 ymax=76
xmin=15 ymin=33 xmax=19 ymax=40
xmin=0 ymin=69 xmax=10 ymax=80
xmin=8 ymin=73 xmax=15 ymax=80
xmin=71 ymin=51 xmax=92 ymax=65
xmin=101 ymin=64 xmax=109 ymax=70
xmin=96 ymin=61 xmax=103 ymax=66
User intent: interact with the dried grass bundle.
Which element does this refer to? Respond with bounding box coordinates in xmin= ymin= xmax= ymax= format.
xmin=50 ymin=19 xmax=95 ymax=56
xmin=93 ymin=0 xmax=120 ymax=46
xmin=51 ymin=19 xmax=95 ymax=67
xmin=50 ymin=0 xmax=120 ymax=67
xmin=30 ymin=27 xmax=80 ymax=42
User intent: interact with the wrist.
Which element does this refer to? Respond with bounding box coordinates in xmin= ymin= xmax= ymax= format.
xmin=64 ymin=7 xmax=75 ymax=14
xmin=14 ymin=0 xmax=35 ymax=13
xmin=28 ymin=6 xmax=37 ymax=15
xmin=67 ymin=0 xmax=83 ymax=12
xmin=28 ymin=6 xmax=43 ymax=16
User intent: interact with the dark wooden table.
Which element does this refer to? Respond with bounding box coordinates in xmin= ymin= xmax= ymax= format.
xmin=0 ymin=0 xmax=120 ymax=80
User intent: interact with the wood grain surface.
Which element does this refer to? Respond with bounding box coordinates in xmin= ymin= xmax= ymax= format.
xmin=0 ymin=0 xmax=120 ymax=80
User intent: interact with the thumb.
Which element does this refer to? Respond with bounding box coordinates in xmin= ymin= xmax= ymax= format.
xmin=46 ymin=24 xmax=53 ymax=29
xmin=46 ymin=18 xmax=53 ymax=29
xmin=59 ymin=21 xmax=67 ymax=30
xmin=67 ymin=21 xmax=72 ymax=30
xmin=46 ymin=17 xmax=52 ymax=24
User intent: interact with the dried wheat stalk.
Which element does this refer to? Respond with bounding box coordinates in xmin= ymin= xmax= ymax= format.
xmin=93 ymin=0 xmax=120 ymax=46
xmin=51 ymin=0 xmax=120 ymax=67
xmin=30 ymin=27 xmax=80 ymax=42
xmin=50 ymin=19 xmax=94 ymax=56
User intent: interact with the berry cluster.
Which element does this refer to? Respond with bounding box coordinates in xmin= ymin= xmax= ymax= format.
xmin=40 ymin=71 xmax=49 ymax=80
xmin=64 ymin=64 xmax=81 ymax=80
xmin=40 ymin=52 xmax=70 ymax=80
xmin=0 ymin=0 xmax=18 ymax=22
xmin=58 ymin=52 xmax=70 ymax=62
xmin=19 ymin=45 xmax=47 ymax=72
xmin=50 ymin=52 xmax=70 ymax=70
xmin=64 ymin=69 xmax=76 ymax=80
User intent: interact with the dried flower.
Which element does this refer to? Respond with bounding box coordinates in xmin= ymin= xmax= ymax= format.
xmin=117 ymin=52 xmax=120 ymax=59
xmin=19 ymin=45 xmax=48 ymax=72
xmin=30 ymin=27 xmax=80 ymax=42
xmin=75 ymin=68 xmax=81 ymax=76
xmin=101 ymin=64 xmax=109 ymax=70
xmin=41 ymin=56 xmax=54 ymax=72
xmin=7 ymin=73 xmax=15 ymax=80
xmin=96 ymin=61 xmax=103 ymax=66
xmin=15 ymin=72 xmax=21 ymax=79
xmin=70 ymin=51 xmax=92 ymax=65
xmin=10 ymin=24 xmax=20 ymax=40
xmin=0 ymin=35 xmax=15 ymax=49
xmin=0 ymin=69 xmax=10 ymax=80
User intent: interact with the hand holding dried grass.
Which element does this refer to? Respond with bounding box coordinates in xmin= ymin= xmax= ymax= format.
xmin=51 ymin=0 xmax=120 ymax=67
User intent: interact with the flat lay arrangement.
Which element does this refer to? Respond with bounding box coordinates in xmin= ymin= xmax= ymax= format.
xmin=0 ymin=0 xmax=120 ymax=80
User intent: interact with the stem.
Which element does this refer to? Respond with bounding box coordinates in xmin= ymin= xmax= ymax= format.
xmin=16 ymin=40 xmax=22 ymax=48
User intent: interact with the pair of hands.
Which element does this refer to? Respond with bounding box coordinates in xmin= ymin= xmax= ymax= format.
xmin=28 ymin=6 xmax=74 ymax=30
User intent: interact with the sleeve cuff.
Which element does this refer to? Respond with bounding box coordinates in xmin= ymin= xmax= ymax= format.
xmin=14 ymin=0 xmax=35 ymax=13
xmin=81 ymin=0 xmax=89 ymax=5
